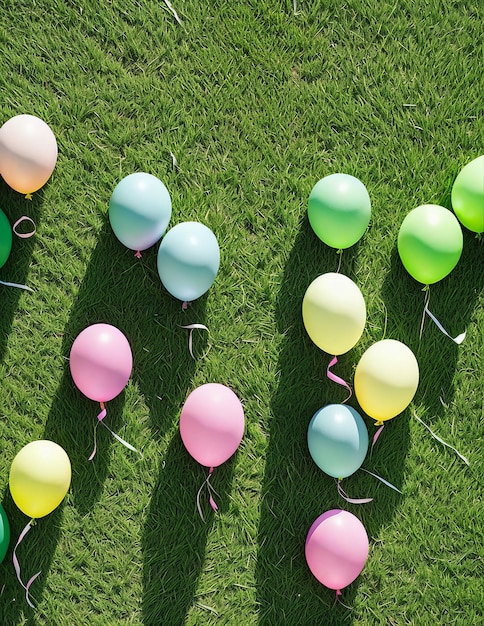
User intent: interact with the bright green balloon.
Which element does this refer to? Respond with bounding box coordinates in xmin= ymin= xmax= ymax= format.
xmin=0 ymin=208 xmax=12 ymax=269
xmin=308 ymin=173 xmax=371 ymax=249
xmin=0 ymin=503 xmax=10 ymax=564
xmin=398 ymin=205 xmax=463 ymax=285
xmin=451 ymin=155 xmax=484 ymax=234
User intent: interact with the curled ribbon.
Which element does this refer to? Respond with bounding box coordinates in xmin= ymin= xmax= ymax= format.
xmin=360 ymin=468 xmax=402 ymax=494
xmin=420 ymin=288 xmax=465 ymax=344
xmin=196 ymin=467 xmax=219 ymax=522
xmin=327 ymin=356 xmax=352 ymax=403
xmin=0 ymin=279 xmax=33 ymax=291
xmin=336 ymin=479 xmax=372 ymax=504
xmin=335 ymin=589 xmax=353 ymax=610
xmin=12 ymin=216 xmax=36 ymax=239
xmin=372 ymin=424 xmax=385 ymax=450
xmin=89 ymin=403 xmax=143 ymax=461
xmin=181 ymin=324 xmax=208 ymax=359
xmin=12 ymin=519 xmax=41 ymax=608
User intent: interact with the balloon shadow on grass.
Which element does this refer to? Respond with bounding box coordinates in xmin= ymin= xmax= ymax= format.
xmin=255 ymin=215 xmax=409 ymax=625
xmin=0 ymin=182 xmax=43 ymax=362
xmin=0 ymin=491 xmax=64 ymax=626
xmin=141 ymin=435 xmax=237 ymax=625
xmin=380 ymin=226 xmax=484 ymax=457
xmin=28 ymin=215 xmax=209 ymax=616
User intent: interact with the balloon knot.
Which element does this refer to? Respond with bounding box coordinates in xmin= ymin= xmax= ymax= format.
xmin=336 ymin=589 xmax=342 ymax=596
xmin=422 ymin=284 xmax=430 ymax=292
xmin=374 ymin=421 xmax=384 ymax=427
xmin=134 ymin=250 xmax=142 ymax=259
xmin=182 ymin=301 xmax=189 ymax=310
xmin=25 ymin=193 xmax=33 ymax=201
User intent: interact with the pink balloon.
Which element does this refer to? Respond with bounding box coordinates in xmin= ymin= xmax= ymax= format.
xmin=305 ymin=509 xmax=369 ymax=592
xmin=69 ymin=324 xmax=133 ymax=403
xmin=180 ymin=383 xmax=245 ymax=468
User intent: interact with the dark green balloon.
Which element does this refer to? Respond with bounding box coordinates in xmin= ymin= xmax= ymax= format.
xmin=0 ymin=503 xmax=10 ymax=564
xmin=0 ymin=209 xmax=12 ymax=269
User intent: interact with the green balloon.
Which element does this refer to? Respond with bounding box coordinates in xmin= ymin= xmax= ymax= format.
xmin=0 ymin=503 xmax=10 ymax=564
xmin=308 ymin=173 xmax=371 ymax=249
xmin=0 ymin=209 xmax=12 ymax=269
xmin=451 ymin=155 xmax=484 ymax=234
xmin=398 ymin=204 xmax=463 ymax=285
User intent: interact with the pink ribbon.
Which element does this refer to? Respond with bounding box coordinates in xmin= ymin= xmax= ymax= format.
xmin=13 ymin=216 xmax=36 ymax=238
xmin=372 ymin=424 xmax=385 ymax=450
xmin=327 ymin=356 xmax=352 ymax=403
xmin=13 ymin=520 xmax=41 ymax=608
xmin=336 ymin=479 xmax=373 ymax=504
xmin=89 ymin=403 xmax=142 ymax=460
xmin=196 ymin=467 xmax=219 ymax=522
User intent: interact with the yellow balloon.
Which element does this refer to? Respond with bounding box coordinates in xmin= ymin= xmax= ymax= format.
xmin=302 ymin=272 xmax=366 ymax=355
xmin=354 ymin=339 xmax=419 ymax=425
xmin=9 ymin=440 xmax=71 ymax=519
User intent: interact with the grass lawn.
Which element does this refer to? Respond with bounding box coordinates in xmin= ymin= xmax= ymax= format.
xmin=0 ymin=0 xmax=482 ymax=624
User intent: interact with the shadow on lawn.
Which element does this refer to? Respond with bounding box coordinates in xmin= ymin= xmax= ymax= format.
xmin=255 ymin=215 xmax=409 ymax=625
xmin=256 ymin=212 xmax=482 ymax=624
xmin=2 ymin=210 xmax=226 ymax=621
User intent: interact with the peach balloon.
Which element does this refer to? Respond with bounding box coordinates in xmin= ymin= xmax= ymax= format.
xmin=0 ymin=114 xmax=58 ymax=195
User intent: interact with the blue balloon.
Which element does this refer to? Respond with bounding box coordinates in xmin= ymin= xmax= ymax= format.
xmin=109 ymin=173 xmax=172 ymax=252
xmin=308 ymin=404 xmax=368 ymax=479
xmin=157 ymin=222 xmax=220 ymax=302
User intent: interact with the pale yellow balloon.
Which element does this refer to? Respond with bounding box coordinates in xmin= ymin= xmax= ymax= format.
xmin=9 ymin=440 xmax=71 ymax=519
xmin=0 ymin=114 xmax=58 ymax=195
xmin=302 ymin=272 xmax=366 ymax=355
xmin=354 ymin=339 xmax=419 ymax=425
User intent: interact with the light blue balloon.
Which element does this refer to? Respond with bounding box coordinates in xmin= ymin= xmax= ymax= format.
xmin=308 ymin=404 xmax=369 ymax=479
xmin=109 ymin=173 xmax=172 ymax=252
xmin=157 ymin=222 xmax=220 ymax=302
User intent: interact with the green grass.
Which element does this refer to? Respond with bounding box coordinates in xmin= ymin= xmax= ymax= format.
xmin=0 ymin=0 xmax=482 ymax=624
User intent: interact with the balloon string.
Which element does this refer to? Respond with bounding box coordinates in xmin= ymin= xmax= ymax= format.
xmin=0 ymin=279 xmax=33 ymax=292
xmin=371 ymin=424 xmax=384 ymax=453
xmin=336 ymin=479 xmax=372 ymax=504
xmin=181 ymin=324 xmax=208 ymax=359
xmin=336 ymin=249 xmax=343 ymax=273
xmin=360 ymin=468 xmax=402 ymax=494
xmin=413 ymin=412 xmax=469 ymax=465
xmin=327 ymin=356 xmax=352 ymax=403
xmin=134 ymin=250 xmax=142 ymax=259
xmin=12 ymin=519 xmax=41 ymax=608
xmin=89 ymin=403 xmax=142 ymax=460
xmin=425 ymin=305 xmax=466 ymax=344
xmin=335 ymin=589 xmax=353 ymax=610
xmin=419 ymin=286 xmax=431 ymax=339
xmin=196 ymin=467 xmax=219 ymax=522
xmin=12 ymin=216 xmax=36 ymax=238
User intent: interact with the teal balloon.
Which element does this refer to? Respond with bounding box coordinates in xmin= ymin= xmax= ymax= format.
xmin=0 ymin=208 xmax=12 ymax=269
xmin=109 ymin=173 xmax=172 ymax=252
xmin=157 ymin=222 xmax=220 ymax=302
xmin=308 ymin=173 xmax=371 ymax=249
xmin=0 ymin=503 xmax=10 ymax=564
xmin=308 ymin=404 xmax=369 ymax=479
xmin=451 ymin=155 xmax=484 ymax=234
xmin=398 ymin=204 xmax=463 ymax=285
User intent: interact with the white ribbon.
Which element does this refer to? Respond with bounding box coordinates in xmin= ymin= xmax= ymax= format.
xmin=425 ymin=305 xmax=466 ymax=344
xmin=414 ymin=412 xmax=469 ymax=465
xmin=181 ymin=324 xmax=208 ymax=359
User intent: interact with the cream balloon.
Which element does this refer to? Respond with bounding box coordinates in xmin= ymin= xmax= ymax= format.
xmin=302 ymin=273 xmax=366 ymax=355
xmin=354 ymin=339 xmax=419 ymax=425
xmin=0 ymin=114 xmax=58 ymax=195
